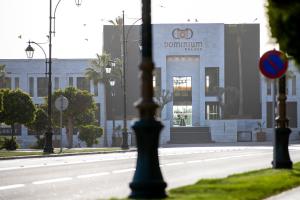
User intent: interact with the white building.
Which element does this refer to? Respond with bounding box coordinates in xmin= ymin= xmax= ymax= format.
xmin=1 ymin=23 xmax=299 ymax=147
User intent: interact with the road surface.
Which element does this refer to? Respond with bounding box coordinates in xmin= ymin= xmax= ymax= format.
xmin=1 ymin=145 xmax=300 ymax=200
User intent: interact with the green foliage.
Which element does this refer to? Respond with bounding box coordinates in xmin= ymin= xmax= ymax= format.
xmin=85 ymin=52 xmax=122 ymax=86
xmin=51 ymin=87 xmax=96 ymax=126
xmin=267 ymin=0 xmax=300 ymax=69
xmin=1 ymin=89 xmax=36 ymax=126
xmin=78 ymin=125 xmax=103 ymax=147
xmin=168 ymin=162 xmax=300 ymax=200
xmin=27 ymin=107 xmax=48 ymax=136
xmin=2 ymin=137 xmax=19 ymax=150
xmin=49 ymin=87 xmax=97 ymax=148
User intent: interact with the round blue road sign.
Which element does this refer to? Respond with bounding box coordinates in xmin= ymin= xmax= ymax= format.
xmin=259 ymin=50 xmax=288 ymax=79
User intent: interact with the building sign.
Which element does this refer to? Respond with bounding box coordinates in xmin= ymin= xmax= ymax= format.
xmin=164 ymin=28 xmax=203 ymax=51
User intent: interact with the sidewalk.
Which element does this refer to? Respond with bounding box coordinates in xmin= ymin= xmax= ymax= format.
xmin=0 ymin=147 xmax=136 ymax=160
xmin=265 ymin=186 xmax=300 ymax=200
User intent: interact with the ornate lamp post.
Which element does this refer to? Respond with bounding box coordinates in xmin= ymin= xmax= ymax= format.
xmin=25 ymin=0 xmax=82 ymax=153
xmin=129 ymin=0 xmax=167 ymax=198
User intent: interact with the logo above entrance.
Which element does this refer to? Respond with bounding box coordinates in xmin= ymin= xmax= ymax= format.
xmin=172 ymin=28 xmax=193 ymax=39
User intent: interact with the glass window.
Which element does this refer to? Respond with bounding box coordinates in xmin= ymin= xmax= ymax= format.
xmin=69 ymin=77 xmax=73 ymax=87
xmin=37 ymin=77 xmax=48 ymax=97
xmin=292 ymin=75 xmax=296 ymax=96
xmin=205 ymin=67 xmax=219 ymax=96
xmin=29 ymin=77 xmax=34 ymax=97
xmin=0 ymin=77 xmax=11 ymax=89
xmin=173 ymin=105 xmax=192 ymax=126
xmin=77 ymin=77 xmax=90 ymax=92
xmin=95 ymin=103 xmax=101 ymax=124
xmin=15 ymin=77 xmax=19 ymax=89
xmin=173 ymin=77 xmax=192 ymax=99
xmin=205 ymin=102 xmax=220 ymax=120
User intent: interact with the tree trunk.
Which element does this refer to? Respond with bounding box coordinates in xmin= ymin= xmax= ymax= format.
xmin=67 ymin=117 xmax=73 ymax=148
xmin=11 ymin=124 xmax=15 ymax=140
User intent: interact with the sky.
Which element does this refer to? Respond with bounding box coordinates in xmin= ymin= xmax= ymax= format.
xmin=0 ymin=0 xmax=276 ymax=59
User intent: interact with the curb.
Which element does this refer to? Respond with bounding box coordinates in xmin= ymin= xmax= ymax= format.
xmin=0 ymin=149 xmax=137 ymax=160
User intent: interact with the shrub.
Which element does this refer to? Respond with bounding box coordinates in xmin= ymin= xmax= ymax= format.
xmin=30 ymin=136 xmax=45 ymax=149
xmin=3 ymin=137 xmax=19 ymax=150
xmin=78 ymin=125 xmax=103 ymax=147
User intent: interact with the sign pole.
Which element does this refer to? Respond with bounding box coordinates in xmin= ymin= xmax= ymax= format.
xmin=273 ymin=75 xmax=292 ymax=169
xmin=55 ymin=95 xmax=69 ymax=153
xmin=259 ymin=49 xmax=292 ymax=169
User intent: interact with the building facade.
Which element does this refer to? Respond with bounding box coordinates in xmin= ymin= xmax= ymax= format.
xmin=1 ymin=23 xmax=299 ymax=147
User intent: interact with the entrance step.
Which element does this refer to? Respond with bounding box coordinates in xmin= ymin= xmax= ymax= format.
xmin=170 ymin=127 xmax=212 ymax=144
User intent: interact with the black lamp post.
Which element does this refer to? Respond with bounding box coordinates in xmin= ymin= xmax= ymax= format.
xmin=25 ymin=0 xmax=82 ymax=153
xmin=129 ymin=0 xmax=167 ymax=198
xmin=121 ymin=11 xmax=142 ymax=150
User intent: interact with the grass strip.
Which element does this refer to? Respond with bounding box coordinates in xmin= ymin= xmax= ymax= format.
xmin=0 ymin=148 xmax=123 ymax=158
xmin=168 ymin=162 xmax=300 ymax=200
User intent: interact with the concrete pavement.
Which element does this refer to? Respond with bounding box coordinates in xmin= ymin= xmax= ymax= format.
xmin=265 ymin=186 xmax=300 ymax=200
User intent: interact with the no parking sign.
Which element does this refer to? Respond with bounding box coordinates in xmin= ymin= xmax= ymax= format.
xmin=259 ymin=50 xmax=288 ymax=79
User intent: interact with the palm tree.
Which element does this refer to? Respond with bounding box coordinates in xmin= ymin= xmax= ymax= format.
xmin=85 ymin=52 xmax=122 ymax=146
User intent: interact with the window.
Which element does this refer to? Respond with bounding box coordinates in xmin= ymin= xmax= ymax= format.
xmin=29 ymin=77 xmax=34 ymax=97
xmin=69 ymin=77 xmax=73 ymax=86
xmin=95 ymin=103 xmax=101 ymax=124
xmin=77 ymin=77 xmax=90 ymax=92
xmin=54 ymin=77 xmax=59 ymax=91
xmin=0 ymin=77 xmax=11 ymax=89
xmin=37 ymin=77 xmax=48 ymax=97
xmin=205 ymin=67 xmax=219 ymax=96
xmin=15 ymin=77 xmax=19 ymax=89
xmin=292 ymin=75 xmax=296 ymax=96
xmin=173 ymin=76 xmax=192 ymax=102
xmin=93 ymin=82 xmax=98 ymax=96
xmin=205 ymin=102 xmax=220 ymax=120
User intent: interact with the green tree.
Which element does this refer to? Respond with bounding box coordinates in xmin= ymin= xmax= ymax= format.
xmin=0 ymin=89 xmax=36 ymax=149
xmin=85 ymin=52 xmax=122 ymax=86
xmin=85 ymin=52 xmax=122 ymax=146
xmin=26 ymin=107 xmax=48 ymax=148
xmin=267 ymin=0 xmax=300 ymax=69
xmin=50 ymin=87 xmax=97 ymax=148
xmin=78 ymin=125 xmax=103 ymax=147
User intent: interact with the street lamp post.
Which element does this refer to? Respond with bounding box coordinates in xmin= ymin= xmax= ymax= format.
xmin=25 ymin=0 xmax=82 ymax=153
xmin=121 ymin=11 xmax=142 ymax=150
xmin=129 ymin=0 xmax=167 ymax=198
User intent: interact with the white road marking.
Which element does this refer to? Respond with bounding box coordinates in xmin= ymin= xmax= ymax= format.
xmin=0 ymin=184 xmax=25 ymax=190
xmin=165 ymin=162 xmax=185 ymax=166
xmin=32 ymin=177 xmax=72 ymax=185
xmin=77 ymin=172 xmax=110 ymax=179
xmin=112 ymin=168 xmax=135 ymax=174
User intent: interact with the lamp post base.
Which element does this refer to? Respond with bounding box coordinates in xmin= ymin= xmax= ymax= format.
xmin=129 ymin=119 xmax=167 ymax=199
xmin=272 ymin=127 xmax=293 ymax=169
xmin=43 ymin=131 xmax=54 ymax=154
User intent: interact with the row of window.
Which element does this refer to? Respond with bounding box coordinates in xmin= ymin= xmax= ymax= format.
xmin=0 ymin=76 xmax=98 ymax=97
xmin=266 ymin=76 xmax=297 ymax=96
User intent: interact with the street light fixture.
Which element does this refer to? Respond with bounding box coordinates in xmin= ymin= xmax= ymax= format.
xmin=75 ymin=0 xmax=82 ymax=6
xmin=25 ymin=44 xmax=35 ymax=58
xmin=25 ymin=0 xmax=82 ymax=153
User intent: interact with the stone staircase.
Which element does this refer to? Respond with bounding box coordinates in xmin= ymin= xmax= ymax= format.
xmin=170 ymin=126 xmax=212 ymax=144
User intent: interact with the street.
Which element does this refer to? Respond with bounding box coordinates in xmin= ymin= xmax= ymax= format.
xmin=1 ymin=145 xmax=300 ymax=200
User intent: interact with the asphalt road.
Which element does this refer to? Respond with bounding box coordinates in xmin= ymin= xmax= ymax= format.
xmin=1 ymin=145 xmax=300 ymax=200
